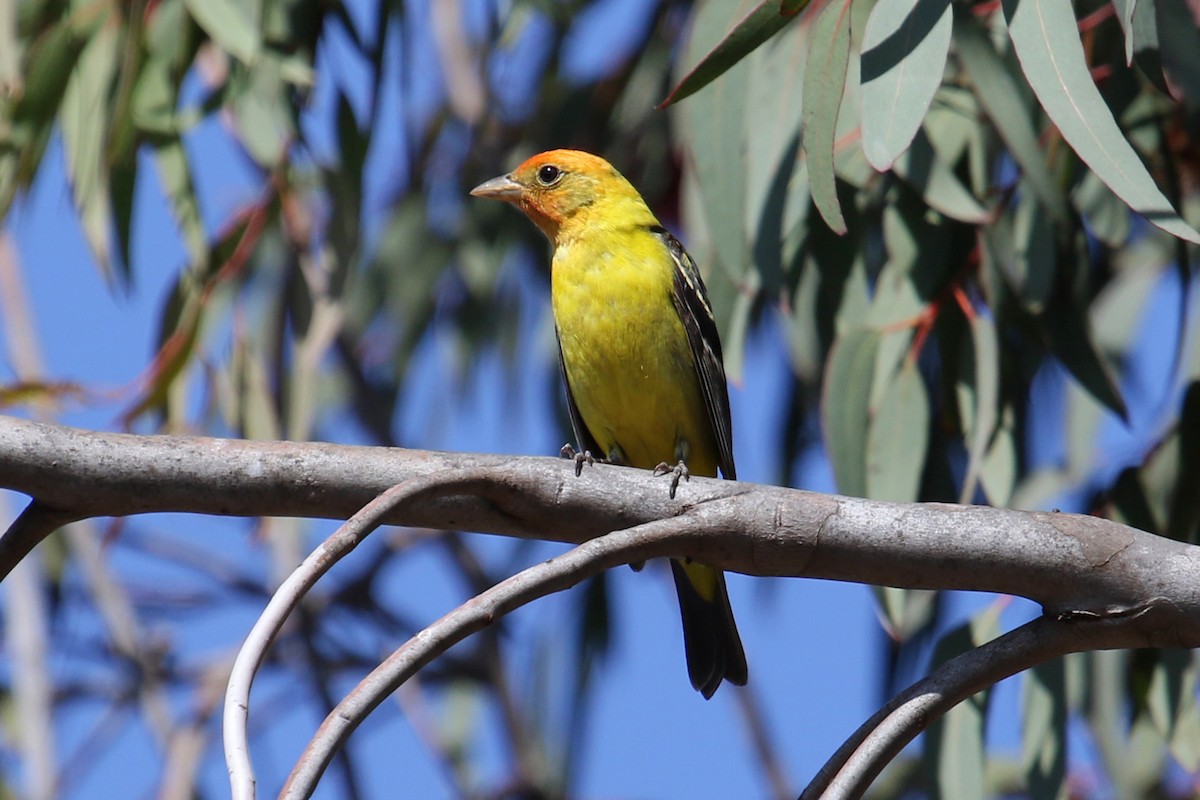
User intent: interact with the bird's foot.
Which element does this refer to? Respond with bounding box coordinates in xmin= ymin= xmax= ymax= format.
xmin=654 ymin=460 xmax=690 ymax=499
xmin=560 ymin=444 xmax=596 ymax=477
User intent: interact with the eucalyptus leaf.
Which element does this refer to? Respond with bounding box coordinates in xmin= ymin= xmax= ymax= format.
xmin=860 ymin=0 xmax=952 ymax=170
xmin=823 ymin=327 xmax=881 ymax=497
xmin=661 ymin=0 xmax=800 ymax=107
xmin=61 ymin=16 xmax=119 ymax=281
xmin=1021 ymin=659 xmax=1067 ymax=800
xmin=1002 ymin=0 xmax=1200 ymax=244
xmin=953 ymin=12 xmax=1068 ymax=222
xmin=866 ymin=360 xmax=929 ymax=502
xmin=804 ymin=0 xmax=853 ymax=234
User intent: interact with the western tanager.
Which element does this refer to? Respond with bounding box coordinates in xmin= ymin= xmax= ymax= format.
xmin=471 ymin=149 xmax=746 ymax=698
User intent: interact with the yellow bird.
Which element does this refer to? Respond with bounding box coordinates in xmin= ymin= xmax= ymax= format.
xmin=471 ymin=149 xmax=746 ymax=698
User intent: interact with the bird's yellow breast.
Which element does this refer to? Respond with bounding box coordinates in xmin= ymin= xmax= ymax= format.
xmin=551 ymin=230 xmax=719 ymax=477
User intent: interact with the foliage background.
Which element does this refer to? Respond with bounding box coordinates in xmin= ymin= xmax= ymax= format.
xmin=1 ymin=0 xmax=1199 ymax=797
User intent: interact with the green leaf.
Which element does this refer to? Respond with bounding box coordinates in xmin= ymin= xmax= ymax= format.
xmin=1166 ymin=382 xmax=1200 ymax=543
xmin=61 ymin=15 xmax=119 ymax=282
xmin=676 ymin=0 xmax=754 ymax=277
xmin=153 ymin=138 xmax=208 ymax=270
xmin=953 ymin=13 xmax=1068 ymax=222
xmin=803 ymin=0 xmax=853 ymax=234
xmin=184 ymin=0 xmax=260 ymax=65
xmin=661 ymin=0 xmax=800 ymax=107
xmin=230 ymin=55 xmax=296 ymax=169
xmin=867 ymin=193 xmax=953 ymax=329
xmin=958 ymin=313 xmax=999 ymax=505
xmin=745 ymin=17 xmax=808 ymax=296
xmin=0 ymin=0 xmax=18 ymax=98
xmin=823 ymin=327 xmax=881 ymax=497
xmin=1002 ymin=0 xmax=1200 ymax=244
xmin=1129 ymin=0 xmax=1170 ymax=93
xmin=892 ymin=129 xmax=988 ymax=223
xmin=873 ymin=585 xmax=937 ymax=641
xmin=1022 ymin=659 xmax=1067 ymax=800
xmin=1043 ymin=299 xmax=1128 ymax=422
xmin=1012 ymin=192 xmax=1057 ymax=312
xmin=1072 ymin=169 xmax=1131 ymax=249
xmin=980 ymin=405 xmax=1017 ymax=506
xmin=1156 ymin=0 xmax=1200 ymax=105
xmin=723 ymin=274 xmax=756 ymax=384
xmin=1145 ymin=649 xmax=1200 ymax=772
xmin=859 ymin=0 xmax=952 ymax=170
xmin=866 ymin=360 xmax=929 ymax=501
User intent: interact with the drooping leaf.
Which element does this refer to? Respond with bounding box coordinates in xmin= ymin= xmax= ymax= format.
xmin=866 ymin=359 xmax=929 ymax=501
xmin=1002 ymin=0 xmax=1200 ymax=244
xmin=61 ymin=14 xmax=119 ymax=282
xmin=677 ymin=0 xmax=754 ymax=278
xmin=1043 ymin=302 xmax=1128 ymax=423
xmin=953 ymin=12 xmax=1068 ymax=222
xmin=1156 ymin=0 xmax=1200 ymax=105
xmin=1012 ymin=191 xmax=1057 ymax=313
xmin=661 ymin=0 xmax=800 ymax=107
xmin=1072 ymin=169 xmax=1132 ymax=249
xmin=1166 ymin=382 xmax=1200 ymax=543
xmin=892 ymin=129 xmax=988 ymax=224
xmin=1128 ymin=0 xmax=1170 ymax=92
xmin=1144 ymin=649 xmax=1200 ymax=772
xmin=860 ymin=0 xmax=952 ymax=170
xmin=958 ymin=312 xmax=999 ymax=505
xmin=873 ymin=585 xmax=938 ymax=641
xmin=823 ymin=327 xmax=881 ymax=497
xmin=980 ymin=405 xmax=1018 ymax=506
xmin=1021 ymin=658 xmax=1067 ymax=800
xmin=153 ymin=138 xmax=208 ymax=270
xmin=746 ymin=17 xmax=808 ymax=296
xmin=804 ymin=0 xmax=853 ymax=234
xmin=184 ymin=0 xmax=260 ymax=66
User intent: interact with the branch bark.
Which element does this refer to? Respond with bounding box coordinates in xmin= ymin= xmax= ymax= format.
xmin=2 ymin=416 xmax=1197 ymax=649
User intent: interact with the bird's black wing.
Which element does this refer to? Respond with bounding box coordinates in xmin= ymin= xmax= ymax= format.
xmin=556 ymin=332 xmax=604 ymax=459
xmin=655 ymin=227 xmax=737 ymax=481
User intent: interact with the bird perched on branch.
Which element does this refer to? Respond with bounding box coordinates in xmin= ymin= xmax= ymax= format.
xmin=470 ymin=149 xmax=746 ymax=698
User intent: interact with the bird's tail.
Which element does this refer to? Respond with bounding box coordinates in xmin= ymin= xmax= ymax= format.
xmin=670 ymin=559 xmax=747 ymax=699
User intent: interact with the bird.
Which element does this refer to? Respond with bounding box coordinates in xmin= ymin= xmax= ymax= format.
xmin=470 ymin=149 xmax=746 ymax=698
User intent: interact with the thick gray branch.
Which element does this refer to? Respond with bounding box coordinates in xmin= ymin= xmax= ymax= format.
xmin=2 ymin=416 xmax=1198 ymax=648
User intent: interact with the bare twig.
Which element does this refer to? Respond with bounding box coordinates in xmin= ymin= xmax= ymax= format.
xmin=224 ymin=469 xmax=497 ymax=800
xmin=801 ymin=615 xmax=1107 ymax=799
xmin=7 ymin=546 xmax=56 ymax=800
xmin=280 ymin=514 xmax=701 ymax=799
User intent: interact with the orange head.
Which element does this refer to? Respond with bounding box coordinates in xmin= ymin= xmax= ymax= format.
xmin=470 ymin=150 xmax=654 ymax=243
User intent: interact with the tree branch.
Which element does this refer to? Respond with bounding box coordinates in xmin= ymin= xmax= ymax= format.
xmin=224 ymin=469 xmax=499 ymax=800
xmin=280 ymin=514 xmax=696 ymax=799
xmin=3 ymin=417 xmax=1198 ymax=652
xmin=801 ymin=614 xmax=1109 ymax=799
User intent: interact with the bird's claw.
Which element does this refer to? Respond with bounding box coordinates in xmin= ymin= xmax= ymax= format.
xmin=560 ymin=444 xmax=596 ymax=477
xmin=654 ymin=460 xmax=690 ymax=499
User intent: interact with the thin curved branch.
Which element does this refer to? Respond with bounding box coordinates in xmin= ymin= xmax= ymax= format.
xmin=2 ymin=500 xmax=83 ymax=577
xmin=224 ymin=469 xmax=498 ymax=800
xmin=279 ymin=514 xmax=701 ymax=800
xmin=802 ymin=612 xmax=1128 ymax=799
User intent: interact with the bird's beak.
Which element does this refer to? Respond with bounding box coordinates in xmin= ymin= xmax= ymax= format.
xmin=470 ymin=174 xmax=524 ymax=202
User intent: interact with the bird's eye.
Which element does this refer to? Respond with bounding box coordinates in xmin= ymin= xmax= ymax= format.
xmin=536 ymin=165 xmax=563 ymax=186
